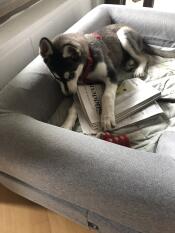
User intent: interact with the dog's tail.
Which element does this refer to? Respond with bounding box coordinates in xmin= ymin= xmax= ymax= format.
xmin=144 ymin=43 xmax=175 ymax=58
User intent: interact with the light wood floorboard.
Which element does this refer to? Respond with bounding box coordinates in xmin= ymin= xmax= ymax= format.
xmin=0 ymin=184 xmax=95 ymax=233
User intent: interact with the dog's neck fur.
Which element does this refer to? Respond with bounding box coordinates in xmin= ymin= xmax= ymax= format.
xmin=78 ymin=32 xmax=103 ymax=84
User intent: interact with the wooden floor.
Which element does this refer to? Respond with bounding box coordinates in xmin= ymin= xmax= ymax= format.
xmin=0 ymin=184 xmax=94 ymax=233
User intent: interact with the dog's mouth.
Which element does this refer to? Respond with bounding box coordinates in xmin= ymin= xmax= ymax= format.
xmin=50 ymin=70 xmax=78 ymax=95
xmin=54 ymin=73 xmax=80 ymax=96
xmin=51 ymin=52 xmax=94 ymax=95
xmin=60 ymin=54 xmax=94 ymax=95
xmin=65 ymin=64 xmax=84 ymax=94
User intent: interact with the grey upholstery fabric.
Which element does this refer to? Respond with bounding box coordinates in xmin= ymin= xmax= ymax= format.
xmin=0 ymin=4 xmax=175 ymax=233
xmin=108 ymin=5 xmax=175 ymax=47
xmin=67 ymin=5 xmax=175 ymax=47
xmin=88 ymin=211 xmax=142 ymax=233
xmin=1 ymin=112 xmax=175 ymax=233
xmin=0 ymin=56 xmax=63 ymax=121
xmin=0 ymin=171 xmax=88 ymax=227
xmin=156 ymin=131 xmax=175 ymax=158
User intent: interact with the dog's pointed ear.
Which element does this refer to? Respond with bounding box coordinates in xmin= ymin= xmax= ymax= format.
xmin=62 ymin=44 xmax=81 ymax=61
xmin=39 ymin=37 xmax=53 ymax=58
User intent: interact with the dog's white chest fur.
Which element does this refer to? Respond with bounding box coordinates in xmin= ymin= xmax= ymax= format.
xmin=87 ymin=62 xmax=107 ymax=82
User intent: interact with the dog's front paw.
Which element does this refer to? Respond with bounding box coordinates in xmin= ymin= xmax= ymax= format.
xmin=101 ymin=113 xmax=116 ymax=131
xmin=134 ymin=67 xmax=145 ymax=79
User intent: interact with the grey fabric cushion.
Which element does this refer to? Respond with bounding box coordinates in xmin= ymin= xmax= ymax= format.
xmin=0 ymin=171 xmax=88 ymax=227
xmin=156 ymin=131 xmax=175 ymax=159
xmin=68 ymin=4 xmax=175 ymax=48
xmin=108 ymin=5 xmax=175 ymax=47
xmin=0 ymin=56 xmax=63 ymax=121
xmin=88 ymin=211 xmax=141 ymax=233
xmin=0 ymin=113 xmax=175 ymax=233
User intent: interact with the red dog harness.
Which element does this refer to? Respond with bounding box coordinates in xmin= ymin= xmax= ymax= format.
xmin=79 ymin=32 xmax=103 ymax=84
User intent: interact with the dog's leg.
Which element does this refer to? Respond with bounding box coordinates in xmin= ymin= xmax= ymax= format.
xmin=101 ymin=79 xmax=118 ymax=130
xmin=125 ymin=58 xmax=136 ymax=72
xmin=61 ymin=103 xmax=78 ymax=130
xmin=117 ymin=27 xmax=148 ymax=79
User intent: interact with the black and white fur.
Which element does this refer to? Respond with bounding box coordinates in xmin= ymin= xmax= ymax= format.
xmin=39 ymin=24 xmax=149 ymax=130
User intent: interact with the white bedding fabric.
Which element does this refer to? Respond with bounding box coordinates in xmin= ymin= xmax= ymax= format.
xmin=49 ymin=55 xmax=175 ymax=153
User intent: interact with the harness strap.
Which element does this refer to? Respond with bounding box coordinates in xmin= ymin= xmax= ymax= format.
xmin=79 ymin=32 xmax=102 ymax=84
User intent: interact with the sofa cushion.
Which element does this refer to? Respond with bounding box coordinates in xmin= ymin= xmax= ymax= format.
xmin=108 ymin=5 xmax=175 ymax=48
xmin=0 ymin=56 xmax=63 ymax=121
xmin=156 ymin=131 xmax=175 ymax=159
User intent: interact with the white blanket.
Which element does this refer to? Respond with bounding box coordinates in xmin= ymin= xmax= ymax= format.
xmin=49 ymin=55 xmax=175 ymax=152
xmin=118 ymin=55 xmax=175 ymax=152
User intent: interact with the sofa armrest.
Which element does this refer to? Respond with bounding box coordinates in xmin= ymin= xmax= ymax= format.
xmin=66 ymin=4 xmax=112 ymax=34
xmin=156 ymin=131 xmax=175 ymax=158
xmin=70 ymin=4 xmax=175 ymax=48
xmin=0 ymin=56 xmax=64 ymax=122
xmin=0 ymin=112 xmax=175 ymax=233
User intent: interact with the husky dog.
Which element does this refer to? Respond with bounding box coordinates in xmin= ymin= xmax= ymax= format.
xmin=39 ymin=24 xmax=149 ymax=130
